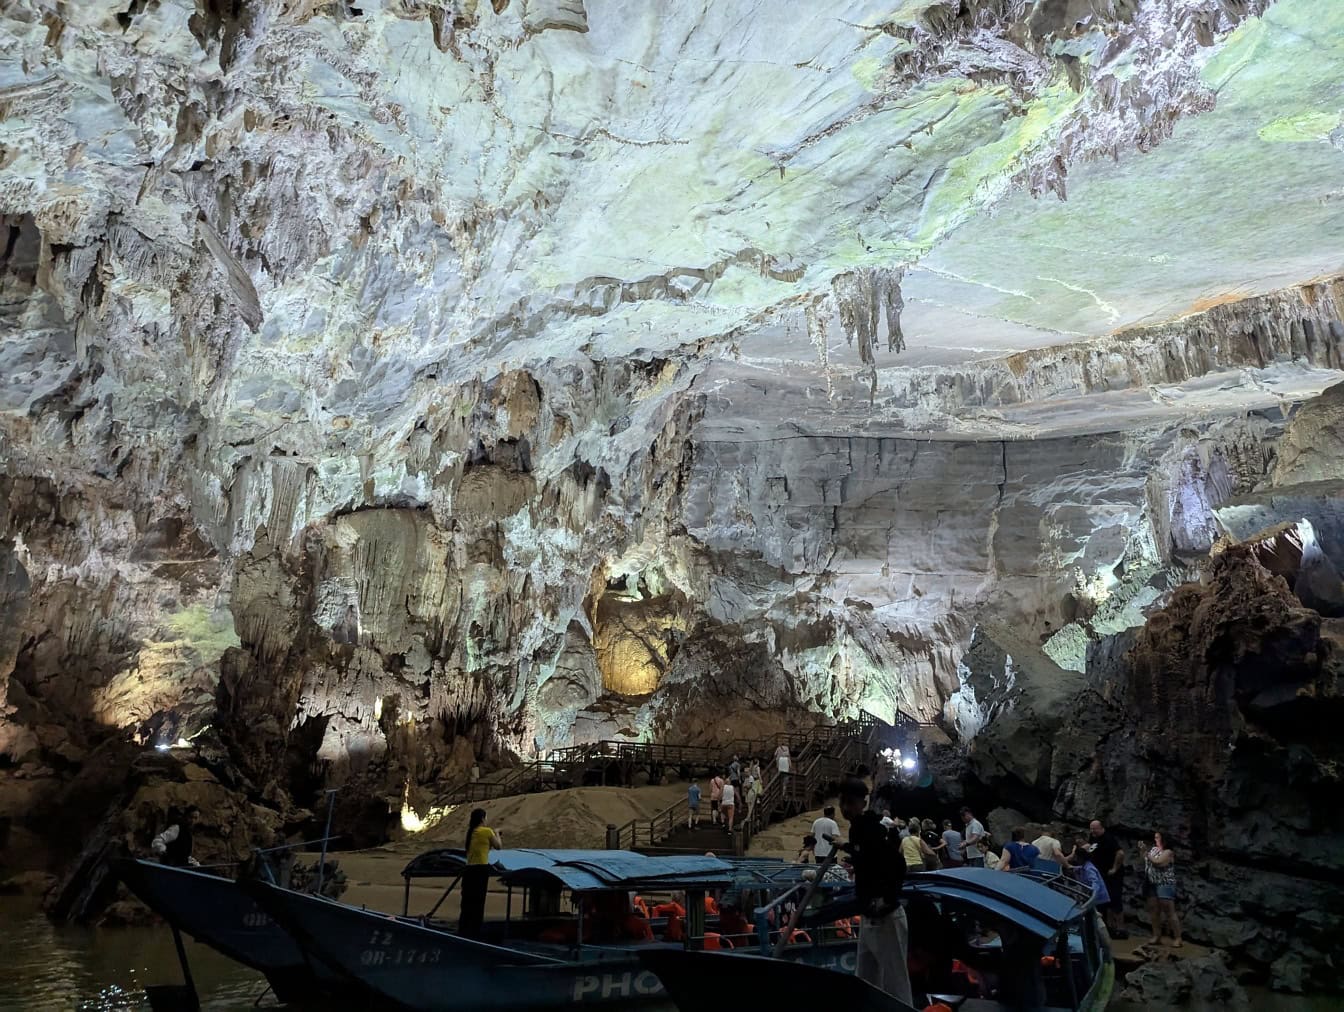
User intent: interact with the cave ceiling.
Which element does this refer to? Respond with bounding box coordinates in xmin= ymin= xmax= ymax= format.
xmin=4 ymin=0 xmax=1344 ymax=475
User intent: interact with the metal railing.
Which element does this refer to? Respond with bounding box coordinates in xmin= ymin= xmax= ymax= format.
xmin=610 ymin=715 xmax=886 ymax=851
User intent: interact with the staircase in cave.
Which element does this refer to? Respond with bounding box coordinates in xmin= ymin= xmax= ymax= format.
xmin=431 ymin=711 xmax=923 ymax=824
xmin=605 ymin=713 xmax=919 ymax=856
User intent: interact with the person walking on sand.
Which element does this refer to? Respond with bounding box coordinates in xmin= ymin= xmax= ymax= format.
xmin=1143 ymin=831 xmax=1182 ymax=947
xmin=812 ymin=806 xmax=841 ymax=862
xmin=460 ymin=808 xmax=502 ymax=938
xmin=687 ymin=779 xmax=702 ymax=830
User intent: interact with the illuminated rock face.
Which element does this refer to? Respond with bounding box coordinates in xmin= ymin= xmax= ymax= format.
xmin=2 ymin=0 xmax=1344 ymax=863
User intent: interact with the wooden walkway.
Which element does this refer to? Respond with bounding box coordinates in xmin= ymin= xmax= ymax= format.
xmin=431 ymin=709 xmax=923 ymax=815
xmin=607 ymin=713 xmax=905 ymax=856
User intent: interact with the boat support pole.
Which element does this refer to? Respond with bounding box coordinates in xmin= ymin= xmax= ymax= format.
xmin=425 ymin=876 xmax=461 ymax=919
xmin=170 ymin=924 xmax=201 ymax=1011
xmin=773 ymin=850 xmax=837 ymax=959
xmin=1058 ymin=930 xmax=1080 ymax=1010
xmin=316 ymin=788 xmax=337 ymax=894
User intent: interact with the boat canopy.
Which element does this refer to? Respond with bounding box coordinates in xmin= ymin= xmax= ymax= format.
xmin=902 ymin=868 xmax=1093 ymax=940
xmin=401 ymin=848 xmax=736 ymax=893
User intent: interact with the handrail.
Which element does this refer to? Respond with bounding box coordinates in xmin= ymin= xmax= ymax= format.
xmin=752 ymin=882 xmax=808 ymax=955
xmin=440 ymin=712 xmax=910 ymax=816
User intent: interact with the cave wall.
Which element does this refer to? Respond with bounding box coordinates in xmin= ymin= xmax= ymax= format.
xmin=683 ymin=414 xmax=1280 ymax=718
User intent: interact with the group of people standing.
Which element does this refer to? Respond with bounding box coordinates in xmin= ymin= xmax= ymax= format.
xmin=1022 ymin=819 xmax=1182 ymax=948
xmin=803 ymin=805 xmax=991 ymax=871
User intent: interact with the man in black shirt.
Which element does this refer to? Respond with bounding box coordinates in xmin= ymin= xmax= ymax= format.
xmin=832 ymin=777 xmax=911 ymax=1004
xmin=1089 ymin=819 xmax=1128 ymax=938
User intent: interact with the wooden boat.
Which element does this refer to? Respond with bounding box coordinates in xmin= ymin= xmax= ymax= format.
xmin=244 ymin=848 xmax=894 ymax=1010
xmin=120 ymin=847 xmax=1110 ymax=1012
xmin=759 ymin=866 xmax=1114 ymax=1011
xmin=113 ymin=857 xmax=339 ymax=1004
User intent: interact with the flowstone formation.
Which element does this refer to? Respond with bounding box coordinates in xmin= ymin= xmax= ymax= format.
xmin=1 ymin=0 xmax=1343 ymax=981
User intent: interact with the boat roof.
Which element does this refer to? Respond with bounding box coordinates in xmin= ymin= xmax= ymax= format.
xmin=401 ymin=848 xmax=736 ymax=893
xmin=902 ymin=868 xmax=1093 ymax=939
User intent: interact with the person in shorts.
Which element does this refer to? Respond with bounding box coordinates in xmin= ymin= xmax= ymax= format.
xmin=1142 ymin=831 xmax=1182 ymax=947
xmin=709 ymin=774 xmax=724 ymax=825
xmin=687 ymin=779 xmax=701 ymax=829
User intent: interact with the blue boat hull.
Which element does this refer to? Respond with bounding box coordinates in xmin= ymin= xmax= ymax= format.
xmin=114 ymin=858 xmax=335 ymax=1002
xmin=248 ymin=878 xmax=680 ymax=1010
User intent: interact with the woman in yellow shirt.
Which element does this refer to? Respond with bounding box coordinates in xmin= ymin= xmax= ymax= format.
xmin=900 ymin=826 xmax=935 ymax=872
xmin=460 ymin=808 xmax=502 ymax=938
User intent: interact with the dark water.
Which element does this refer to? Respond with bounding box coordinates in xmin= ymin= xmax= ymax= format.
xmin=0 ymin=899 xmax=270 ymax=1011
xmin=1 ymin=898 xmax=1337 ymax=1012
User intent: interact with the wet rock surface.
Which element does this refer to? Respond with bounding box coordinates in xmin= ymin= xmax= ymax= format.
xmin=1118 ymin=950 xmax=1251 ymax=1009
xmin=945 ymin=542 xmax=1344 ymax=991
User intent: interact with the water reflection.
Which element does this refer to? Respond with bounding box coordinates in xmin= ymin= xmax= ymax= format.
xmin=0 ymin=897 xmax=1335 ymax=1012
xmin=0 ymin=899 xmax=268 ymax=1011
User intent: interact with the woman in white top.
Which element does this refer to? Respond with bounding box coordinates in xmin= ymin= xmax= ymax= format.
xmin=774 ymin=744 xmax=791 ymax=774
xmin=720 ymin=780 xmax=737 ymax=832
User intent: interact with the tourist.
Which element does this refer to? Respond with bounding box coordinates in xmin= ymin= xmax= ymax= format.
xmin=459 ymin=807 xmax=501 ymax=938
xmin=687 ymin=778 xmax=701 ymax=830
xmin=812 ymin=806 xmax=841 ymax=862
xmin=1142 ymin=831 xmax=1182 ymax=947
xmin=1031 ymin=825 xmax=1064 ymax=864
xmin=469 ymin=762 xmax=480 ymax=783
xmin=998 ymin=827 xmax=1040 ymax=871
xmin=900 ymin=826 xmax=935 ymax=871
xmin=151 ymin=806 xmax=199 ymax=867
xmin=1089 ymin=819 xmax=1128 ymax=938
xmin=834 ymin=776 xmax=912 ymax=1004
xmin=921 ymin=819 xmax=944 ymax=870
xmin=751 ymin=759 xmax=762 ymax=784
xmin=746 ymin=774 xmax=762 ymax=824
xmin=721 ymin=778 xmax=737 ymax=832
xmin=1068 ymin=836 xmax=1110 ymax=907
xmin=709 ymin=772 xmax=724 ymax=825
xmin=941 ymin=819 xmax=964 ymax=868
xmin=960 ymin=808 xmax=987 ymax=868
xmin=775 ymin=743 xmax=791 ymax=774
xmin=797 ymin=833 xmax=817 ymax=863
xmin=729 ymin=754 xmax=742 ymax=782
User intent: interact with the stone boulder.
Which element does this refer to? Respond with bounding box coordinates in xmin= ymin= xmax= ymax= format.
xmin=1119 ymin=950 xmax=1249 ymax=1009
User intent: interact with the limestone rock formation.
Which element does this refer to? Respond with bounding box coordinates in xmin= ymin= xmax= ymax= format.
xmin=947 ymin=544 xmax=1344 ymax=990
xmin=0 ymin=5 xmax=1343 ymax=993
